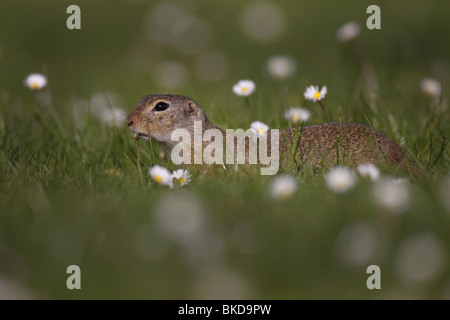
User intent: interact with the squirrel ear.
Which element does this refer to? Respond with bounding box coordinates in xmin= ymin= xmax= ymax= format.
xmin=185 ymin=102 xmax=198 ymax=114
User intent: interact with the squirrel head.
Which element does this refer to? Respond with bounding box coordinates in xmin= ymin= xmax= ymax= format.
xmin=126 ymin=94 xmax=213 ymax=144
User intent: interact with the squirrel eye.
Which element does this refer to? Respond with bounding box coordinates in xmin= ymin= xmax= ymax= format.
xmin=153 ymin=101 xmax=169 ymax=112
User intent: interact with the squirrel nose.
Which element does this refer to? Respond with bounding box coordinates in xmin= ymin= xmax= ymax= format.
xmin=126 ymin=117 xmax=133 ymax=127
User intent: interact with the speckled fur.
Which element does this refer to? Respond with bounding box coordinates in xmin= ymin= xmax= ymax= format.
xmin=278 ymin=123 xmax=405 ymax=170
xmin=127 ymin=94 xmax=421 ymax=175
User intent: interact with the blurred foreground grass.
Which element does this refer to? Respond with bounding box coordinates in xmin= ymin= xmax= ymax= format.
xmin=0 ymin=0 xmax=450 ymax=299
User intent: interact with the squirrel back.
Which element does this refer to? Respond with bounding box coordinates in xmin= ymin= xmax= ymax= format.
xmin=278 ymin=122 xmax=422 ymax=175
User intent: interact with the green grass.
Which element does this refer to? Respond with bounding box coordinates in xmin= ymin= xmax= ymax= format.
xmin=1 ymin=0 xmax=450 ymax=299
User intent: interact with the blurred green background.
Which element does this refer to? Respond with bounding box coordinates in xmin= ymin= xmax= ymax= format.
xmin=0 ymin=0 xmax=450 ymax=299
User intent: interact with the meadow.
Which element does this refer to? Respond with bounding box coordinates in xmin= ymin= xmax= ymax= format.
xmin=0 ymin=0 xmax=449 ymax=299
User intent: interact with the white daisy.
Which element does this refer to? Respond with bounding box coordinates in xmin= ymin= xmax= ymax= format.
xmin=336 ymin=21 xmax=360 ymax=43
xmin=148 ymin=165 xmax=172 ymax=186
xmin=171 ymin=169 xmax=191 ymax=187
xmin=101 ymin=107 xmax=126 ymax=127
xmin=266 ymin=55 xmax=296 ymax=80
xmin=269 ymin=175 xmax=298 ymax=200
xmin=249 ymin=121 xmax=269 ymax=138
xmin=233 ymin=80 xmax=256 ymax=97
xmin=284 ymin=107 xmax=311 ymax=124
xmin=325 ymin=166 xmax=357 ymax=194
xmin=304 ymin=85 xmax=327 ymax=102
xmin=356 ymin=163 xmax=380 ymax=181
xmin=372 ymin=178 xmax=410 ymax=214
xmin=420 ymin=78 xmax=441 ymax=98
xmin=24 ymin=73 xmax=47 ymax=90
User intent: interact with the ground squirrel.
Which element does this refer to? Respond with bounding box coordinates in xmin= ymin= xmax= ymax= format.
xmin=126 ymin=94 xmax=422 ymax=175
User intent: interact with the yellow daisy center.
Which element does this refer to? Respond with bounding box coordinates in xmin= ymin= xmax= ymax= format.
xmin=155 ymin=175 xmax=162 ymax=183
xmin=31 ymin=82 xmax=39 ymax=89
xmin=242 ymin=87 xmax=248 ymax=92
xmin=292 ymin=113 xmax=300 ymax=122
xmin=178 ymin=177 xmax=184 ymax=184
xmin=313 ymin=92 xmax=321 ymax=99
xmin=258 ymin=128 xmax=265 ymax=134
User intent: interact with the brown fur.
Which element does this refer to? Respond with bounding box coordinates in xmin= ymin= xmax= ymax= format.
xmin=126 ymin=94 xmax=422 ymax=176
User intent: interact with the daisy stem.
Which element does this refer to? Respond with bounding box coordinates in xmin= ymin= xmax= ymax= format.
xmin=291 ymin=124 xmax=304 ymax=173
xmin=245 ymin=96 xmax=255 ymax=119
xmin=351 ymin=40 xmax=379 ymax=110
xmin=318 ymin=101 xmax=330 ymax=122
xmin=42 ymin=64 xmax=67 ymax=139
xmin=136 ymin=139 xmax=144 ymax=186
xmin=431 ymin=136 xmax=450 ymax=169
xmin=31 ymin=92 xmax=60 ymax=140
